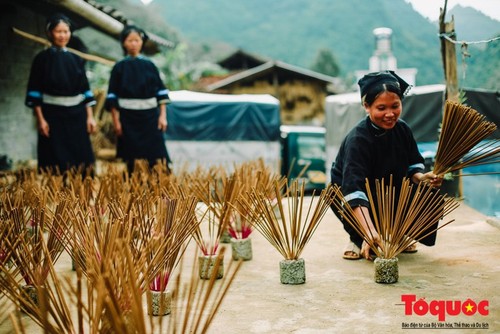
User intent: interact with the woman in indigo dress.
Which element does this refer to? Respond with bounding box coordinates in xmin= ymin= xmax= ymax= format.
xmin=106 ymin=25 xmax=171 ymax=173
xmin=25 ymin=13 xmax=96 ymax=173
xmin=330 ymin=71 xmax=443 ymax=260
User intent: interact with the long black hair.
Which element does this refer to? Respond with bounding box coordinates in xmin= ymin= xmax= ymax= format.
xmin=120 ymin=25 xmax=149 ymax=55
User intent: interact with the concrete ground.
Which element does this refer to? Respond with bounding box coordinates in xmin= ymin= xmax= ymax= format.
xmin=1 ymin=199 xmax=499 ymax=334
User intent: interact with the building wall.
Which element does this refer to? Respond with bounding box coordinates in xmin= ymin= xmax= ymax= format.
xmin=0 ymin=3 xmax=46 ymax=165
xmin=225 ymin=79 xmax=327 ymax=126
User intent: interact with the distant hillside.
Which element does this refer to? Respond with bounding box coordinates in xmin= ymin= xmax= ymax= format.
xmin=447 ymin=5 xmax=500 ymax=42
xmin=141 ymin=0 xmax=497 ymax=89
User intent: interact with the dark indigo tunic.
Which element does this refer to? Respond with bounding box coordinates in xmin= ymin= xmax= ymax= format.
xmin=105 ymin=56 xmax=170 ymax=166
xmin=330 ymin=116 xmax=438 ymax=247
xmin=25 ymin=47 xmax=95 ymax=172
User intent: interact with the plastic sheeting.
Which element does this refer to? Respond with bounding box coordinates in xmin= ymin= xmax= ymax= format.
xmin=165 ymin=90 xmax=281 ymax=141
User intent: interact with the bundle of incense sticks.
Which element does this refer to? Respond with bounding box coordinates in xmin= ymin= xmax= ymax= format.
xmin=331 ymin=176 xmax=460 ymax=259
xmin=238 ymin=178 xmax=335 ymax=260
xmin=433 ymin=100 xmax=499 ymax=176
xmin=1 ymin=165 xmax=245 ymax=333
xmin=190 ymin=172 xmax=239 ymax=255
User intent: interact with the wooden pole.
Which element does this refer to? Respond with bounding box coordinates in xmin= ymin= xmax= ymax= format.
xmin=438 ymin=0 xmax=462 ymax=197
xmin=12 ymin=27 xmax=115 ymax=66
xmin=439 ymin=1 xmax=459 ymax=103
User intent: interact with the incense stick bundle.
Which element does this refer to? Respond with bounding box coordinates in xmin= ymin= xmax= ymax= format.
xmin=142 ymin=195 xmax=201 ymax=293
xmin=0 ymin=190 xmax=76 ymax=332
xmin=433 ymin=100 xmax=500 ymax=176
xmin=0 ymin=163 xmax=252 ymax=333
xmin=238 ymin=178 xmax=335 ymax=260
xmin=331 ymin=177 xmax=460 ymax=259
xmin=168 ymin=247 xmax=242 ymax=334
xmin=190 ymin=173 xmax=239 ymax=255
xmin=227 ymin=161 xmax=262 ymax=239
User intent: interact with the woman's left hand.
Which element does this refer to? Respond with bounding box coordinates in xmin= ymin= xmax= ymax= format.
xmin=422 ymin=171 xmax=443 ymax=188
xmin=158 ymin=117 xmax=167 ymax=132
xmin=87 ymin=117 xmax=97 ymax=134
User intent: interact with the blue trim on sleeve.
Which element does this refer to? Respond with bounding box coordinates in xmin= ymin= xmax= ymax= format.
xmin=106 ymin=93 xmax=117 ymax=99
xmin=27 ymin=91 xmax=42 ymax=98
xmin=408 ymin=163 xmax=425 ymax=176
xmin=84 ymin=90 xmax=94 ymax=99
xmin=409 ymin=163 xmax=425 ymax=170
xmin=344 ymin=191 xmax=368 ymax=203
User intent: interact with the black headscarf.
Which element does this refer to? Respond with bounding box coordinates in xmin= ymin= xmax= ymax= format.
xmin=358 ymin=70 xmax=411 ymax=103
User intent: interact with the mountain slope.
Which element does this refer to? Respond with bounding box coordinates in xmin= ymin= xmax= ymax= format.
xmin=447 ymin=5 xmax=500 ymax=42
xmin=155 ymin=0 xmax=442 ymax=85
xmin=118 ymin=0 xmax=499 ymax=89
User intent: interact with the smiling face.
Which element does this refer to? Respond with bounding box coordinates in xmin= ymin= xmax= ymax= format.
xmin=49 ymin=22 xmax=71 ymax=48
xmin=123 ymin=31 xmax=143 ymax=57
xmin=364 ymin=91 xmax=402 ymax=130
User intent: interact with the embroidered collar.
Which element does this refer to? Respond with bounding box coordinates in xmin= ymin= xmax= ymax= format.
xmin=50 ymin=46 xmax=68 ymax=52
xmin=368 ymin=117 xmax=389 ymax=137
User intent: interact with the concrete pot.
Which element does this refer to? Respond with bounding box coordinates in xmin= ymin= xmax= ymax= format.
xmin=147 ymin=289 xmax=172 ymax=316
xmin=279 ymin=258 xmax=306 ymax=284
xmin=230 ymin=237 xmax=253 ymax=261
xmin=374 ymin=257 xmax=399 ymax=284
xmin=220 ymin=229 xmax=231 ymax=244
xmin=20 ymin=284 xmax=38 ymax=313
xmin=198 ymin=255 xmax=224 ymax=280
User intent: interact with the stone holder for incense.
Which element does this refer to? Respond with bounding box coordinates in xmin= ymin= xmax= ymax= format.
xmin=230 ymin=238 xmax=253 ymax=261
xmin=220 ymin=229 xmax=231 ymax=244
xmin=198 ymin=255 xmax=224 ymax=280
xmin=147 ymin=289 xmax=172 ymax=316
xmin=280 ymin=258 xmax=306 ymax=284
xmin=20 ymin=284 xmax=38 ymax=313
xmin=374 ymin=257 xmax=399 ymax=284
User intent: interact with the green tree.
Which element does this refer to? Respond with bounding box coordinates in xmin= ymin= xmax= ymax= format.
xmin=310 ymin=48 xmax=341 ymax=77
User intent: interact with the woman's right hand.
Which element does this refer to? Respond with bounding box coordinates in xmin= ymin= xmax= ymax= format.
xmin=38 ymin=118 xmax=50 ymax=137
xmin=35 ymin=106 xmax=49 ymax=137
xmin=114 ymin=121 xmax=123 ymax=137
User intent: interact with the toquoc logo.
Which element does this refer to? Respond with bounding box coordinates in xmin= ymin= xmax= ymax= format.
xmin=401 ymin=295 xmax=489 ymax=321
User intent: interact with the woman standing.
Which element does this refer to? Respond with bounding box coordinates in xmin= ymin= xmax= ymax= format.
xmin=106 ymin=25 xmax=170 ymax=173
xmin=330 ymin=71 xmax=442 ymax=260
xmin=25 ymin=13 xmax=96 ymax=173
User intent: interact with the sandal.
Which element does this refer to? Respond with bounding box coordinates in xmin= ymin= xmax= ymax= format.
xmin=403 ymin=243 xmax=418 ymax=253
xmin=343 ymin=241 xmax=362 ymax=260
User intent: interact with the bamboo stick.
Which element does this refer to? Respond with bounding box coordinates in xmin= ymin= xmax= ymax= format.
xmin=12 ymin=26 xmax=116 ymax=66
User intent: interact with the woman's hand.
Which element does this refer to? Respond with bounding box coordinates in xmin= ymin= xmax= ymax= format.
xmin=421 ymin=171 xmax=443 ymax=188
xmin=361 ymin=232 xmax=381 ymax=261
xmin=38 ymin=118 xmax=50 ymax=137
xmin=158 ymin=116 xmax=167 ymax=132
xmin=158 ymin=104 xmax=167 ymax=132
xmin=34 ymin=106 xmax=49 ymax=137
xmin=114 ymin=120 xmax=123 ymax=137
xmin=111 ymin=108 xmax=122 ymax=136
xmin=412 ymin=171 xmax=443 ymax=188
xmin=87 ymin=116 xmax=97 ymax=134
xmin=86 ymin=106 xmax=97 ymax=134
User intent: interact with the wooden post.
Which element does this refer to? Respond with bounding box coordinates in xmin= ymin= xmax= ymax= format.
xmin=439 ymin=2 xmax=459 ymax=103
xmin=439 ymin=1 xmax=462 ymax=197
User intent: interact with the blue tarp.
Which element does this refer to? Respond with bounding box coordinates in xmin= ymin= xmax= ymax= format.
xmin=165 ymin=90 xmax=281 ymax=141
